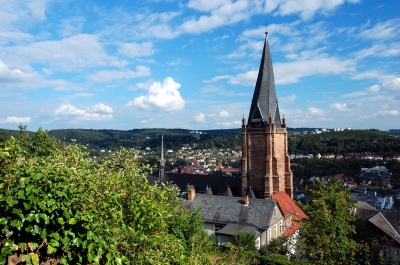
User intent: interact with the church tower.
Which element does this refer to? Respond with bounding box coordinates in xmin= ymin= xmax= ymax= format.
xmin=241 ymin=32 xmax=293 ymax=199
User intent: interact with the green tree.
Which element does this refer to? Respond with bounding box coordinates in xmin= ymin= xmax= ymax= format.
xmin=298 ymin=180 xmax=362 ymax=264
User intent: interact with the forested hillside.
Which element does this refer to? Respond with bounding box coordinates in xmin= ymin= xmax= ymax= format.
xmin=289 ymin=130 xmax=400 ymax=156
xmin=1 ymin=127 xmax=399 ymax=157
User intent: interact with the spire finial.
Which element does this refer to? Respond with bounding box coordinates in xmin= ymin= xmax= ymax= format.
xmin=265 ymin=20 xmax=269 ymax=36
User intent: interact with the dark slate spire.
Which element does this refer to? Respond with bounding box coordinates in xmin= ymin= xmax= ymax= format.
xmin=247 ymin=32 xmax=281 ymax=128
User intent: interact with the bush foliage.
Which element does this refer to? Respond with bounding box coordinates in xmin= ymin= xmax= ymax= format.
xmin=0 ymin=130 xmax=212 ymax=264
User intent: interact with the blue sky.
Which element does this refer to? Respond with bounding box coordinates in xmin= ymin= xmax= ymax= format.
xmin=0 ymin=0 xmax=399 ymax=131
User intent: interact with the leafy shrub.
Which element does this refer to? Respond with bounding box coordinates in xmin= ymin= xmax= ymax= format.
xmin=0 ymin=132 xmax=211 ymax=264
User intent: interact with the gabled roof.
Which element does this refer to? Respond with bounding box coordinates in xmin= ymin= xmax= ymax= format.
xmin=183 ymin=193 xmax=278 ymax=229
xmin=247 ymin=34 xmax=281 ymax=128
xmin=369 ymin=212 xmax=400 ymax=244
xmin=272 ymin=191 xmax=308 ymax=237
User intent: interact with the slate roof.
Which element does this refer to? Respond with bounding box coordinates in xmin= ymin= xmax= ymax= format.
xmin=369 ymin=213 xmax=400 ymax=244
xmin=247 ymin=34 xmax=281 ymax=128
xmin=182 ymin=193 xmax=277 ymax=229
xmin=272 ymin=191 xmax=308 ymax=237
xmin=217 ymin=223 xmax=261 ymax=238
xmin=355 ymin=201 xmax=379 ymax=221
xmin=355 ymin=202 xmax=400 ymax=245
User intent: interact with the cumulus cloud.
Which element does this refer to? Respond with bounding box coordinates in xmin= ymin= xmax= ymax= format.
xmin=308 ymin=107 xmax=324 ymax=116
xmin=0 ymin=60 xmax=33 ymax=82
xmin=194 ymin=113 xmax=205 ymax=122
xmin=55 ymin=103 xmax=113 ymax=121
xmin=127 ymin=77 xmax=185 ymax=111
xmin=0 ymin=116 xmax=31 ymax=124
xmin=367 ymin=84 xmax=380 ymax=93
xmin=331 ymin=103 xmax=349 ymax=111
xmin=88 ymin=66 xmax=151 ymax=82
xmin=383 ymin=78 xmax=400 ymax=91
xmin=119 ymin=42 xmax=156 ymax=58
xmin=373 ymin=110 xmax=399 ymax=117
xmin=219 ymin=110 xmax=229 ymax=117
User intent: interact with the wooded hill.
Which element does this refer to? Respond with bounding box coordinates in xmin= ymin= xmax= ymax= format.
xmin=1 ymin=127 xmax=399 ymax=157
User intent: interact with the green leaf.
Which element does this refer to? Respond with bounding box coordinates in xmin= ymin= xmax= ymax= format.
xmin=26 ymin=184 xmax=34 ymax=195
xmin=68 ymin=218 xmax=77 ymax=225
xmin=39 ymin=213 xmax=50 ymax=224
xmin=0 ymin=218 xmax=7 ymax=225
xmin=29 ymin=242 xmax=39 ymax=251
xmin=106 ymin=252 xmax=113 ymax=261
xmin=115 ymin=257 xmax=123 ymax=265
xmin=31 ymin=225 xmax=42 ymax=235
xmin=88 ymin=252 xmax=96 ymax=263
xmin=11 ymin=219 xmax=23 ymax=231
xmin=34 ymin=213 xmax=40 ymax=223
xmin=23 ymin=202 xmax=32 ymax=210
xmin=57 ymin=218 xmax=65 ymax=225
xmin=47 ymin=245 xmax=57 ymax=255
xmin=47 ymin=199 xmax=56 ymax=207
xmin=18 ymin=189 xmax=25 ymax=199
xmin=59 ymin=258 xmax=68 ymax=264
xmin=50 ymin=232 xmax=60 ymax=241
xmin=31 ymin=254 xmax=39 ymax=265
xmin=19 ymin=177 xmax=30 ymax=187
xmin=17 ymin=243 xmax=27 ymax=252
xmin=31 ymin=173 xmax=42 ymax=180
xmin=6 ymin=196 xmax=18 ymax=207
xmin=26 ymin=214 xmax=35 ymax=222
xmin=5 ymin=229 xmax=13 ymax=238
xmin=41 ymin=227 xmax=47 ymax=240
xmin=72 ymin=237 xmax=82 ymax=247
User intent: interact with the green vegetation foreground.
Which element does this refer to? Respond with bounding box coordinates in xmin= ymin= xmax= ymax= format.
xmin=0 ymin=130 xmax=213 ymax=264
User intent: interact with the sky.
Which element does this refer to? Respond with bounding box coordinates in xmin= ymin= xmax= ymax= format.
xmin=0 ymin=0 xmax=399 ymax=131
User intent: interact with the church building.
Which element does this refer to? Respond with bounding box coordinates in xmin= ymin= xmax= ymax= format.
xmin=240 ymin=32 xmax=293 ymax=199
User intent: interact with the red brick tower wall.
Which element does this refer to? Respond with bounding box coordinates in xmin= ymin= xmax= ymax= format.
xmin=242 ymin=123 xmax=293 ymax=199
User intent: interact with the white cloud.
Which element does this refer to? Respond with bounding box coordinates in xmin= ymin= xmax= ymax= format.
xmin=373 ymin=110 xmax=399 ymax=117
xmin=367 ymin=85 xmax=380 ymax=93
xmin=0 ymin=116 xmax=31 ymax=124
xmin=119 ymin=42 xmax=156 ymax=58
xmin=194 ymin=113 xmax=205 ymax=122
xmin=268 ymin=0 xmax=361 ymax=20
xmin=203 ymin=75 xmax=232 ymax=83
xmin=3 ymin=34 xmax=127 ymax=72
xmin=0 ymin=60 xmax=33 ymax=82
xmin=383 ymin=78 xmax=400 ymax=91
xmin=280 ymin=94 xmax=297 ymax=103
xmin=69 ymin=93 xmax=95 ymax=99
xmin=219 ymin=110 xmax=229 ymax=117
xmin=359 ymin=18 xmax=400 ymax=40
xmin=187 ymin=0 xmax=230 ymax=12
xmin=55 ymin=103 xmax=113 ymax=121
xmin=308 ymin=107 xmax=325 ymax=116
xmin=90 ymin=103 xmax=113 ymax=114
xmin=228 ymin=54 xmax=355 ymax=86
xmin=127 ymin=77 xmax=185 ymax=111
xmin=331 ymin=103 xmax=348 ymax=111
xmin=88 ymin=66 xmax=151 ymax=82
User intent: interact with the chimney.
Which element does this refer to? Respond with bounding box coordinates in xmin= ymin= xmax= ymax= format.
xmin=244 ymin=195 xmax=249 ymax=206
xmin=188 ymin=189 xmax=195 ymax=200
